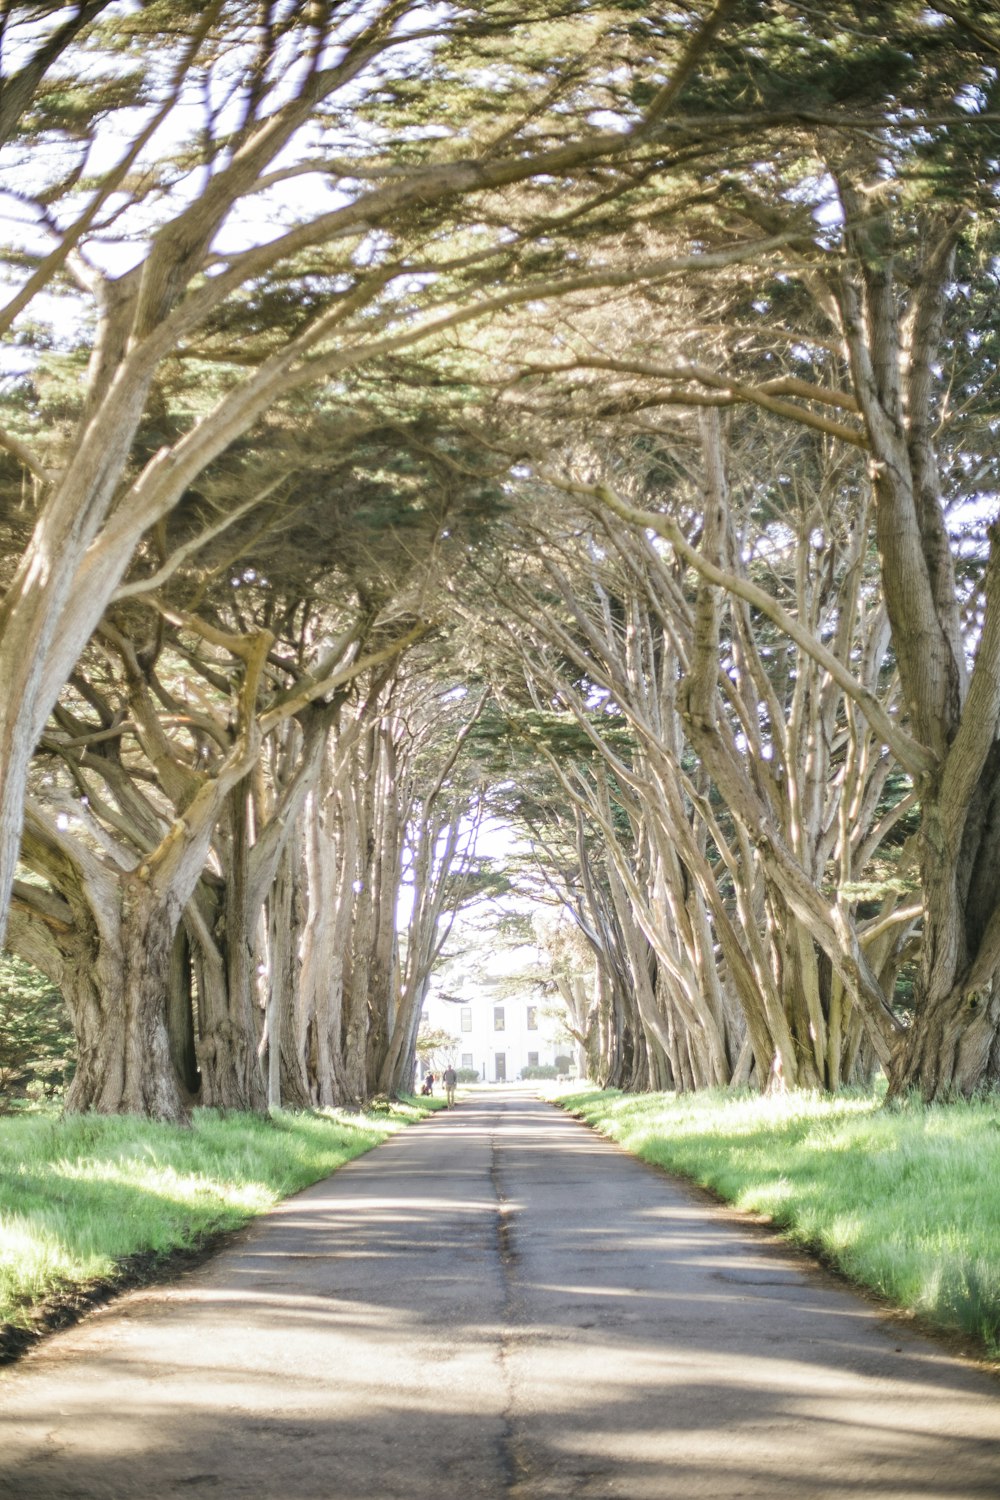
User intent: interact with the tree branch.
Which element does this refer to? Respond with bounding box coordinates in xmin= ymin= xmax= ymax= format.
xmin=541 ymin=470 xmax=935 ymax=780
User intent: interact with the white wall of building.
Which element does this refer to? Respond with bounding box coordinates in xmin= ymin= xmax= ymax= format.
xmin=420 ymin=986 xmax=573 ymax=1082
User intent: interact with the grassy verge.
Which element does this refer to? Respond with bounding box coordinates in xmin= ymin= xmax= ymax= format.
xmin=555 ymin=1086 xmax=1000 ymax=1359
xmin=1 ymin=1096 xmax=443 ymax=1358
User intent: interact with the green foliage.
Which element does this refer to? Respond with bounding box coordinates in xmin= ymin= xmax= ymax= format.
xmin=514 ymin=708 xmax=634 ymax=762
xmin=415 ymin=1026 xmax=458 ymax=1061
xmin=0 ymin=1098 xmax=437 ymax=1337
xmin=0 ymin=957 xmax=75 ymax=1109
xmin=521 ymin=1064 xmax=559 ymax=1079
xmin=455 ymin=1067 xmax=480 ymax=1083
xmin=560 ymin=1087 xmax=1000 ymax=1358
xmin=495 ymin=912 xmax=534 ymax=942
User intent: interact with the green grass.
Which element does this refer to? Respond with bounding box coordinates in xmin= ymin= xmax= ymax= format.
xmin=557 ymin=1086 xmax=1000 ymax=1358
xmin=0 ymin=1097 xmax=442 ymax=1340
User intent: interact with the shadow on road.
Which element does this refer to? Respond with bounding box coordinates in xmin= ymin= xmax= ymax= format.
xmin=2 ymin=1092 xmax=999 ymax=1499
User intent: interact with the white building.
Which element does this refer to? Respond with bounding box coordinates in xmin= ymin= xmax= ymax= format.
xmin=419 ymin=943 xmax=575 ymax=1082
xmin=422 ymin=992 xmax=572 ymax=1082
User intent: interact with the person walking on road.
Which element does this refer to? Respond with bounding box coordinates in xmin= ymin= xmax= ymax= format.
xmin=443 ymin=1065 xmax=457 ymax=1106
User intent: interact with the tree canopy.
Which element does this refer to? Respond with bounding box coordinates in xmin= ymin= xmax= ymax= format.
xmin=1 ymin=0 xmax=998 ymax=1113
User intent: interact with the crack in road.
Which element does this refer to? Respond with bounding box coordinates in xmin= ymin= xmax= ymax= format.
xmin=490 ymin=1124 xmax=531 ymax=1494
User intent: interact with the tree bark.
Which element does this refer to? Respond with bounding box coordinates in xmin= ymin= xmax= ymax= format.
xmin=198 ymin=782 xmax=268 ymax=1112
xmin=62 ymin=880 xmax=188 ymax=1120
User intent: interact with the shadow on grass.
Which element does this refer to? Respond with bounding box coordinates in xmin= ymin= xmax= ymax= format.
xmin=0 ymin=1102 xmax=434 ymax=1362
xmin=557 ymin=1089 xmax=1000 ymax=1359
xmin=1 ymin=1177 xmax=249 ymax=1365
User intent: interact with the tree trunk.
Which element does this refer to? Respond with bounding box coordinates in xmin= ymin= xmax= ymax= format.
xmin=298 ymin=778 xmax=352 ymax=1106
xmin=833 ymin=209 xmax=1000 ymax=1097
xmin=167 ymin=927 xmax=200 ymax=1097
xmin=197 ymin=784 xmax=267 ymax=1111
xmin=65 ymin=880 xmax=187 ymax=1121
xmin=9 ymin=856 xmax=191 ymax=1121
xmin=268 ymin=833 xmax=312 ymax=1109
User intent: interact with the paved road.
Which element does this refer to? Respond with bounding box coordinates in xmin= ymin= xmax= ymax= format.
xmin=2 ymin=1091 xmax=1000 ymax=1499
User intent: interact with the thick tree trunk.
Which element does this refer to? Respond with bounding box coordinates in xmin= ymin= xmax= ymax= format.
xmin=197 ymin=785 xmax=267 ymax=1112
xmin=888 ymin=781 xmax=1000 ymax=1098
xmin=298 ymin=779 xmax=352 ymax=1106
xmin=594 ymin=966 xmax=628 ymax=1088
xmin=834 ymin=211 xmax=1000 ymax=1097
xmin=889 ymin=983 xmax=1000 ymax=1099
xmin=364 ymin=733 xmax=403 ymax=1097
xmin=10 ymin=857 xmax=191 ymax=1121
xmin=339 ymin=785 xmax=371 ymax=1107
xmin=167 ymin=927 xmax=200 ymax=1097
xmin=267 ymin=835 xmax=311 ymax=1110
xmin=65 ymin=882 xmax=187 ymax=1121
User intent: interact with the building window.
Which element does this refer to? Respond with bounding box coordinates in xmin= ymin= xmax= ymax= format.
xmin=526 ymin=1005 xmax=538 ymax=1030
xmin=421 ymin=1009 xmax=429 ymax=1023
xmin=461 ymin=1007 xmax=472 ymax=1032
xmin=527 ymin=1051 xmax=539 ymax=1068
xmin=494 ymin=1006 xmax=505 ymax=1031
xmin=461 ymin=1053 xmax=474 ymax=1069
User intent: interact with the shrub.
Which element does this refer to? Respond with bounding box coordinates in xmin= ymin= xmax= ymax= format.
xmin=0 ymin=956 xmax=75 ymax=1109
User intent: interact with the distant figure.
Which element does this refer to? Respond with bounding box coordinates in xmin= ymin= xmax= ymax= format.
xmin=443 ymin=1065 xmax=457 ymax=1106
xmin=421 ymin=1073 xmax=435 ymax=1097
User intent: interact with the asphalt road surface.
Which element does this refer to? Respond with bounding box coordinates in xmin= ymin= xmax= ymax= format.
xmin=2 ymin=1089 xmax=1000 ymax=1499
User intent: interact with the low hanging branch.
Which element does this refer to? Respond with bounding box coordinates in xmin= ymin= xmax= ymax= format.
xmin=524 ymin=356 xmax=866 ymax=447
xmin=112 ymin=474 xmax=292 ymax=602
xmin=538 ymin=468 xmax=936 ymax=782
